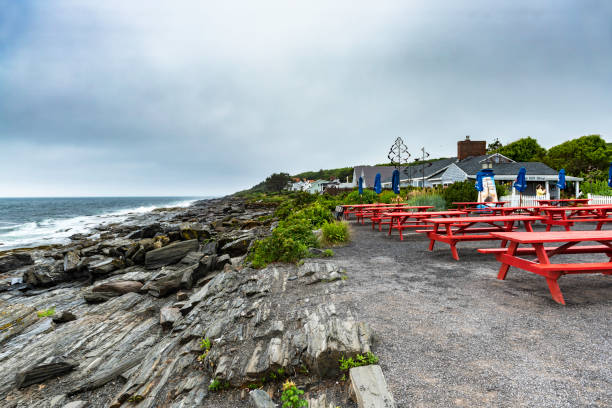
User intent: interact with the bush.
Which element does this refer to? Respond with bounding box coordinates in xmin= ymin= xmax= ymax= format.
xmin=378 ymin=190 xmax=398 ymax=203
xmin=321 ymin=221 xmax=350 ymax=245
xmin=344 ymin=189 xmax=377 ymax=204
xmin=406 ymin=193 xmax=446 ymax=210
xmin=248 ymin=217 xmax=319 ymax=268
xmin=584 ymin=180 xmax=612 ymax=196
xmin=289 ymin=202 xmax=333 ymax=228
xmin=442 ymin=181 xmax=477 ymax=208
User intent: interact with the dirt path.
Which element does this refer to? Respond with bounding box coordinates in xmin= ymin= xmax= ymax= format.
xmin=331 ymin=222 xmax=612 ymax=407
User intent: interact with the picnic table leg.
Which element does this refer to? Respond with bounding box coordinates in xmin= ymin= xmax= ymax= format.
xmin=497 ymin=242 xmax=518 ymax=280
xmin=450 ymin=241 xmax=459 ymax=260
xmin=545 ymin=276 xmax=565 ymax=305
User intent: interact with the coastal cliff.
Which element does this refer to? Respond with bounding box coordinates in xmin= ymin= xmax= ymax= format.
xmin=0 ymin=197 xmax=373 ymax=407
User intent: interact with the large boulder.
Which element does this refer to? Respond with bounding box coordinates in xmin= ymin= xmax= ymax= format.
xmin=23 ymin=261 xmax=66 ymax=287
xmin=145 ymin=239 xmax=199 ymax=269
xmin=15 ymin=358 xmax=78 ymax=388
xmin=63 ymin=251 xmax=80 ymax=273
xmin=220 ymin=236 xmax=253 ymax=257
xmin=141 ymin=265 xmax=197 ymax=297
xmin=0 ymin=253 xmax=34 ymax=273
xmin=88 ymin=258 xmax=123 ymax=277
xmin=179 ymin=223 xmax=212 ymax=241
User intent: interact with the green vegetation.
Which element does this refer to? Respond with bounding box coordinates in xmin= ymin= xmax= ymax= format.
xmin=281 ymin=380 xmax=308 ymax=408
xmin=322 ymin=249 xmax=334 ymax=257
xmin=37 ymin=307 xmax=55 ymax=318
xmin=208 ymin=378 xmax=230 ymax=392
xmin=339 ymin=352 xmax=379 ymax=371
xmin=198 ymin=336 xmax=211 ymax=361
xmin=293 ymin=167 xmax=353 ymax=183
xmin=406 ymin=192 xmax=446 ymax=210
xmin=494 ymin=136 xmax=547 ymax=162
xmin=544 ymin=135 xmax=611 ymax=177
xmin=321 ymin=221 xmax=350 ymax=245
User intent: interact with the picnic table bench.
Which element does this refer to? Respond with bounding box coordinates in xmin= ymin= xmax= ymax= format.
xmin=452 ymin=201 xmax=508 ymax=210
xmin=478 ymin=231 xmax=612 ymax=304
xmin=419 ymin=215 xmax=544 ymax=260
xmin=540 ymin=205 xmax=612 ymax=231
xmin=384 ymin=210 xmax=466 ymax=240
xmin=537 ymin=198 xmax=589 ymax=207
xmin=369 ymin=206 xmax=433 ymax=230
xmin=464 ymin=206 xmax=540 ymax=216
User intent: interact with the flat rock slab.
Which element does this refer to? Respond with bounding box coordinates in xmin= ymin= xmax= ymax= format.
xmin=145 ymin=239 xmax=199 ymax=269
xmin=350 ymin=365 xmax=396 ymax=408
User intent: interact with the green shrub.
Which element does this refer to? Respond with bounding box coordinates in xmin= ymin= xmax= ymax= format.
xmin=322 ymin=249 xmax=334 ymax=257
xmin=339 ymin=352 xmax=379 ymax=371
xmin=321 ymin=221 xmax=350 ymax=245
xmin=344 ymin=189 xmax=377 ymax=204
xmin=442 ymin=181 xmax=477 ymax=208
xmin=208 ymin=378 xmax=230 ymax=392
xmin=584 ymin=179 xmax=612 ymax=196
xmin=289 ymin=202 xmax=333 ymax=228
xmin=281 ymin=380 xmax=308 ymax=408
xmin=378 ymin=190 xmax=398 ymax=203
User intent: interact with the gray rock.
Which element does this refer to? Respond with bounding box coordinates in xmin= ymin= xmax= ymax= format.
xmin=249 ymin=389 xmax=276 ymax=408
xmin=180 ymin=251 xmax=204 ymax=266
xmin=220 ymin=236 xmax=253 ymax=257
xmin=83 ymin=291 xmax=119 ymax=303
xmin=145 ymin=240 xmax=199 ymax=269
xmin=63 ymin=401 xmax=88 ymax=408
xmin=160 ymin=307 xmax=181 ymax=328
xmin=201 ymin=240 xmax=218 ymax=256
xmin=15 ymin=358 xmax=78 ymax=388
xmin=215 ymin=254 xmax=231 ymax=271
xmin=141 ymin=265 xmax=195 ymax=297
xmin=63 ymin=251 xmax=81 ymax=273
xmin=23 ymin=261 xmax=65 ymax=287
xmin=52 ymin=311 xmax=77 ymax=324
xmin=179 ymin=223 xmax=212 ymax=241
xmin=0 ymin=253 xmax=34 ymax=273
xmin=92 ymin=280 xmax=143 ymax=294
xmin=0 ymin=303 xmax=37 ymax=345
xmin=349 ymin=365 xmax=396 ymax=408
xmin=88 ymin=258 xmax=120 ymax=276
xmin=50 ymin=394 xmax=67 ymax=407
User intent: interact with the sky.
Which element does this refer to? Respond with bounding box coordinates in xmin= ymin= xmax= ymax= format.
xmin=1 ymin=0 xmax=611 ymax=197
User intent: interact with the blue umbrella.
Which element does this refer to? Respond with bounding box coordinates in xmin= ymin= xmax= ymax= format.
xmin=475 ymin=170 xmax=485 ymax=192
xmin=608 ymin=163 xmax=612 ymax=188
xmin=557 ymin=169 xmax=566 ymax=190
xmin=374 ymin=173 xmax=382 ymax=194
xmin=513 ymin=167 xmax=527 ymax=192
xmin=392 ymin=169 xmax=400 ymax=194
xmin=358 ymin=176 xmax=363 ymax=195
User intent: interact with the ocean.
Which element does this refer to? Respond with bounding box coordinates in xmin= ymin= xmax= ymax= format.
xmin=0 ymin=196 xmax=205 ymax=251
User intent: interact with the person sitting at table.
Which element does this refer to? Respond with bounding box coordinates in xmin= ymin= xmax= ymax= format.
xmin=536 ymin=184 xmax=546 ymax=197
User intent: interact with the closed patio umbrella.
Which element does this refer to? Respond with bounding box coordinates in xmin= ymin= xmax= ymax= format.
xmin=608 ymin=163 xmax=612 ymax=188
xmin=358 ymin=176 xmax=363 ymax=195
xmin=374 ymin=173 xmax=382 ymax=194
xmin=557 ymin=169 xmax=566 ymax=190
xmin=392 ymin=169 xmax=400 ymax=194
xmin=514 ymin=167 xmax=527 ymax=206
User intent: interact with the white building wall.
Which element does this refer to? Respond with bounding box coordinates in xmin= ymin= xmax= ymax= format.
xmin=439 ymin=163 xmax=468 ymax=185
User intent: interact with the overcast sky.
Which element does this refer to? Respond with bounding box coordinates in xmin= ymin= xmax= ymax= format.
xmin=1 ymin=1 xmax=611 ymax=197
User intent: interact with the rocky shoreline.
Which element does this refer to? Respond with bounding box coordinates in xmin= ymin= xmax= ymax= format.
xmin=0 ymin=197 xmax=380 ymax=407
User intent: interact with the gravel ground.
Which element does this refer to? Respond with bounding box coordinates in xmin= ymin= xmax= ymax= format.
xmin=331 ymin=222 xmax=612 ymax=408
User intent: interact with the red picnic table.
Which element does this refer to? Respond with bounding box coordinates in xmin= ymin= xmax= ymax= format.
xmin=452 ymin=201 xmax=508 ymax=210
xmin=341 ymin=204 xmax=382 ymax=220
xmin=384 ymin=210 xmax=466 ymax=240
xmin=419 ymin=215 xmax=544 ymax=260
xmin=537 ymin=198 xmax=589 ymax=207
xmin=478 ymin=230 xmax=612 ymax=305
xmin=369 ymin=206 xmax=433 ymax=230
xmin=540 ymin=205 xmax=612 ymax=231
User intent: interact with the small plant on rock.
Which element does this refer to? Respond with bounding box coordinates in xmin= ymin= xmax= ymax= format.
xmin=208 ymin=378 xmax=230 ymax=392
xmin=339 ymin=352 xmax=379 ymax=372
xmin=37 ymin=307 xmax=55 ymax=318
xmin=281 ymin=380 xmax=308 ymax=408
xmin=198 ymin=336 xmax=212 ymax=361
xmin=322 ymin=249 xmax=334 ymax=257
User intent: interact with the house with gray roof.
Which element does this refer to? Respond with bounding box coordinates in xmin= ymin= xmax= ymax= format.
xmin=377 ymin=136 xmax=583 ymax=198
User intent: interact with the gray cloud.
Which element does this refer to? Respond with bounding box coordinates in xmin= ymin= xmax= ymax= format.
xmin=1 ymin=0 xmax=611 ymax=196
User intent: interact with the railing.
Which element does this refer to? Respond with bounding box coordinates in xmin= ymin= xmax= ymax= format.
xmin=588 ymin=194 xmax=612 ymax=205
xmin=499 ymin=195 xmax=548 ymax=207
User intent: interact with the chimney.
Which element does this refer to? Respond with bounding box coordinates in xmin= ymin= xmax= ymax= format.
xmin=457 ymin=135 xmax=486 ymax=161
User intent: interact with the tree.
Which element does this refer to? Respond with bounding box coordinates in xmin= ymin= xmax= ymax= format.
xmin=487 ymin=138 xmax=503 ymax=153
xmin=496 ymin=137 xmax=546 ymax=162
xmin=264 ymin=173 xmax=291 ymax=192
xmin=545 ymin=135 xmax=611 ymax=176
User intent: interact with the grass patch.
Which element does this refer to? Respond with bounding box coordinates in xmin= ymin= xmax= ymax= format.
xmin=321 ymin=221 xmax=350 ymax=246
xmin=339 ymin=352 xmax=379 ymax=372
xmin=37 ymin=307 xmax=55 ymax=318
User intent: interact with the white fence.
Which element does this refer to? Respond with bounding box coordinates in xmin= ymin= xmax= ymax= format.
xmin=588 ymin=194 xmax=612 ymax=205
xmin=500 ymin=195 xmax=547 ymax=207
